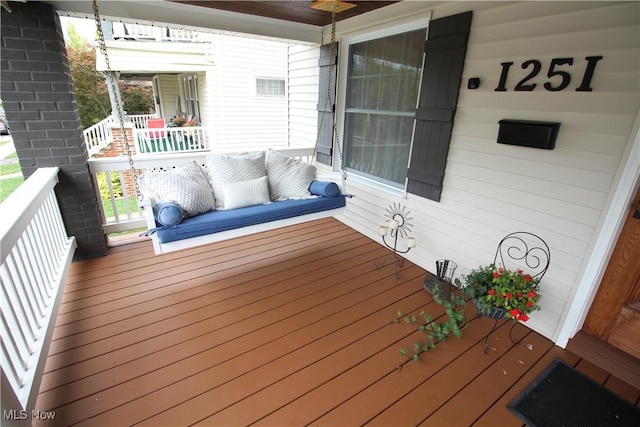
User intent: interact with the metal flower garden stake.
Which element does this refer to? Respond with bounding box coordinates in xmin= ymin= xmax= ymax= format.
xmin=375 ymin=203 xmax=416 ymax=279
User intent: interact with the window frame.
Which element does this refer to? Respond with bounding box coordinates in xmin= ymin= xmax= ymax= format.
xmin=334 ymin=13 xmax=431 ymax=194
xmin=181 ymin=73 xmax=201 ymax=121
xmin=255 ymin=77 xmax=286 ymax=97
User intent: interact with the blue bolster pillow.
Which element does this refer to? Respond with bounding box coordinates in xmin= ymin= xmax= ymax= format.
xmin=309 ymin=181 xmax=340 ymax=198
xmin=153 ymin=202 xmax=183 ymax=227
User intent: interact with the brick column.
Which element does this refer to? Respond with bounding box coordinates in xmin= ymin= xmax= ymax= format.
xmin=0 ymin=2 xmax=108 ymax=259
xmin=108 ymin=125 xmax=138 ymax=197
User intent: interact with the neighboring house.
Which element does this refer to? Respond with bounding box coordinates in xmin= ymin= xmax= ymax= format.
xmin=2 ymin=0 xmax=639 ymax=364
xmin=95 ymin=22 xmax=316 ymax=152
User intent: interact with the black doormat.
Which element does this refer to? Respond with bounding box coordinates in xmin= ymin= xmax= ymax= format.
xmin=508 ymin=358 xmax=640 ymax=427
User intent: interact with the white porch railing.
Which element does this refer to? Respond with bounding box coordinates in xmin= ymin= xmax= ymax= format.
xmin=87 ymin=148 xmax=314 ymax=235
xmin=84 ymin=116 xmax=114 ymax=157
xmin=0 ymin=167 xmax=76 ymax=414
xmin=134 ymin=126 xmax=211 ymax=154
xmin=129 ymin=113 xmax=159 ymax=130
xmin=84 ymin=114 xmax=184 ymax=157
xmin=111 ymin=23 xmax=208 ymax=42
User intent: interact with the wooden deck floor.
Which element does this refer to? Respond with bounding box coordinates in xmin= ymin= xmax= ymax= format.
xmin=35 ymin=218 xmax=640 ymax=426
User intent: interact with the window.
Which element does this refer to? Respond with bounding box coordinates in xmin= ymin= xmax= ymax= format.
xmin=343 ymin=28 xmax=426 ymax=188
xmin=256 ymin=78 xmax=285 ymax=97
xmin=182 ymin=74 xmax=200 ymax=120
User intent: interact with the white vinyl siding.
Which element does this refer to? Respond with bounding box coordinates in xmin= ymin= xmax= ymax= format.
xmin=288 ymin=44 xmax=320 ymax=149
xmin=330 ymin=0 xmax=639 ymax=342
xmin=207 ymin=35 xmax=289 ymax=151
xmin=97 ymin=40 xmax=211 ymax=73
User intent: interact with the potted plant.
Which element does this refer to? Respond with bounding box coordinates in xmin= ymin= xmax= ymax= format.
xmin=171 ymin=115 xmax=186 ymax=127
xmin=455 ymin=263 xmax=541 ymax=322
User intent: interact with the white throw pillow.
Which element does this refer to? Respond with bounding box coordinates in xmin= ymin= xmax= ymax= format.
xmin=222 ymin=176 xmax=270 ymax=210
xmin=138 ymin=161 xmax=215 ymax=218
xmin=206 ymin=151 xmax=266 ymax=209
xmin=265 ymin=149 xmax=316 ymax=201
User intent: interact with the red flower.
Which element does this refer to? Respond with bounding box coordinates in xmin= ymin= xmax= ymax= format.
xmin=506 ymin=293 xmax=513 ymax=299
xmin=517 ymin=292 xmax=523 ymax=298
xmin=510 ymin=309 xmax=520 ymax=317
xmin=498 ymin=267 xmax=505 ymax=273
xmin=524 ymin=274 xmax=532 ymax=283
xmin=517 ymin=314 xmax=529 ymax=322
xmin=493 ymin=272 xmax=500 ymax=278
xmin=528 ymin=291 xmax=536 ymax=298
xmin=526 ymin=301 xmax=533 ymax=308
xmin=488 ymin=289 xmax=496 ymax=296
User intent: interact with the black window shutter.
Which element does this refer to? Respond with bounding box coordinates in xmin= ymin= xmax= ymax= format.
xmin=407 ymin=11 xmax=472 ymax=201
xmin=316 ymin=42 xmax=338 ymax=166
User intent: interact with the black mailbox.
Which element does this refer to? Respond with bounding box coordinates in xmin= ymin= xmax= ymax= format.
xmin=497 ymin=119 xmax=560 ymax=150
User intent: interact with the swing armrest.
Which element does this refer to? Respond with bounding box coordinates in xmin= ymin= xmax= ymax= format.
xmin=141 ymin=198 xmax=157 ymax=229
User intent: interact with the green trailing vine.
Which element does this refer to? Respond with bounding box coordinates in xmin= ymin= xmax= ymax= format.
xmin=394 ymin=290 xmax=467 ymax=369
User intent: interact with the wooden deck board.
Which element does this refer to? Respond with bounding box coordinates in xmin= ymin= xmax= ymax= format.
xmin=67 ymin=270 xmax=423 ymax=426
xmin=473 ymin=345 xmax=581 ymax=426
xmin=47 ymin=234 xmax=378 ymax=358
xmin=49 ymin=229 xmax=365 ymax=350
xmin=34 ymin=218 xmax=640 ymax=426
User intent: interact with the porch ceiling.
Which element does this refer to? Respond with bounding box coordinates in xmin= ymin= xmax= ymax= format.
xmin=171 ymin=1 xmax=400 ymax=27
xmin=45 ymin=0 xmax=402 ymax=44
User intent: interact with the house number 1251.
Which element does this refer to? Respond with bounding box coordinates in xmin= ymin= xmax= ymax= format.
xmin=495 ymin=56 xmax=603 ymax=92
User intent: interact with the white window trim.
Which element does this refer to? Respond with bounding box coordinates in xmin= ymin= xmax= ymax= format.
xmin=333 ymin=12 xmax=432 ymax=192
xmin=254 ymin=76 xmax=286 ymax=97
xmin=180 ymin=73 xmax=200 ymax=120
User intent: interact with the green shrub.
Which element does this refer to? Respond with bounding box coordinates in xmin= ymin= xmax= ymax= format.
xmin=97 ymin=171 xmax=123 ymax=199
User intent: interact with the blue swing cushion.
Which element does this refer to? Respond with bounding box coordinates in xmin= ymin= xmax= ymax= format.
xmin=153 ymin=202 xmax=183 ymax=227
xmin=152 ymin=180 xmax=345 ymax=244
xmin=309 ymin=181 xmax=340 ymax=198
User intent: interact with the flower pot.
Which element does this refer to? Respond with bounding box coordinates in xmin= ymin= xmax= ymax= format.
xmin=424 ymin=275 xmax=452 ymax=302
xmin=473 ymin=299 xmax=507 ymax=319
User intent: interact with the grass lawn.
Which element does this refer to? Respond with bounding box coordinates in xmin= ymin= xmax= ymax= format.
xmin=0 ymin=162 xmax=21 ymax=176
xmin=103 ymin=197 xmax=140 ymax=219
xmin=0 ymin=176 xmax=25 ymax=203
xmin=104 ymin=199 xmax=146 ymax=238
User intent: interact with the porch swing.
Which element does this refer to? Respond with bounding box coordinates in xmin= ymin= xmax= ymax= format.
xmin=91 ymin=0 xmax=350 ymax=254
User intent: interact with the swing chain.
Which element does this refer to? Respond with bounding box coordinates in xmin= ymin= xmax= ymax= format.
xmin=92 ymin=0 xmax=143 ymax=201
xmin=313 ymin=4 xmax=346 ymax=180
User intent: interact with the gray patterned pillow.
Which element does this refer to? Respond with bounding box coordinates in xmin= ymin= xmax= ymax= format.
xmin=138 ymin=161 xmax=215 ymax=218
xmin=265 ymin=149 xmax=316 ymax=200
xmin=206 ymin=151 xmax=266 ymax=210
